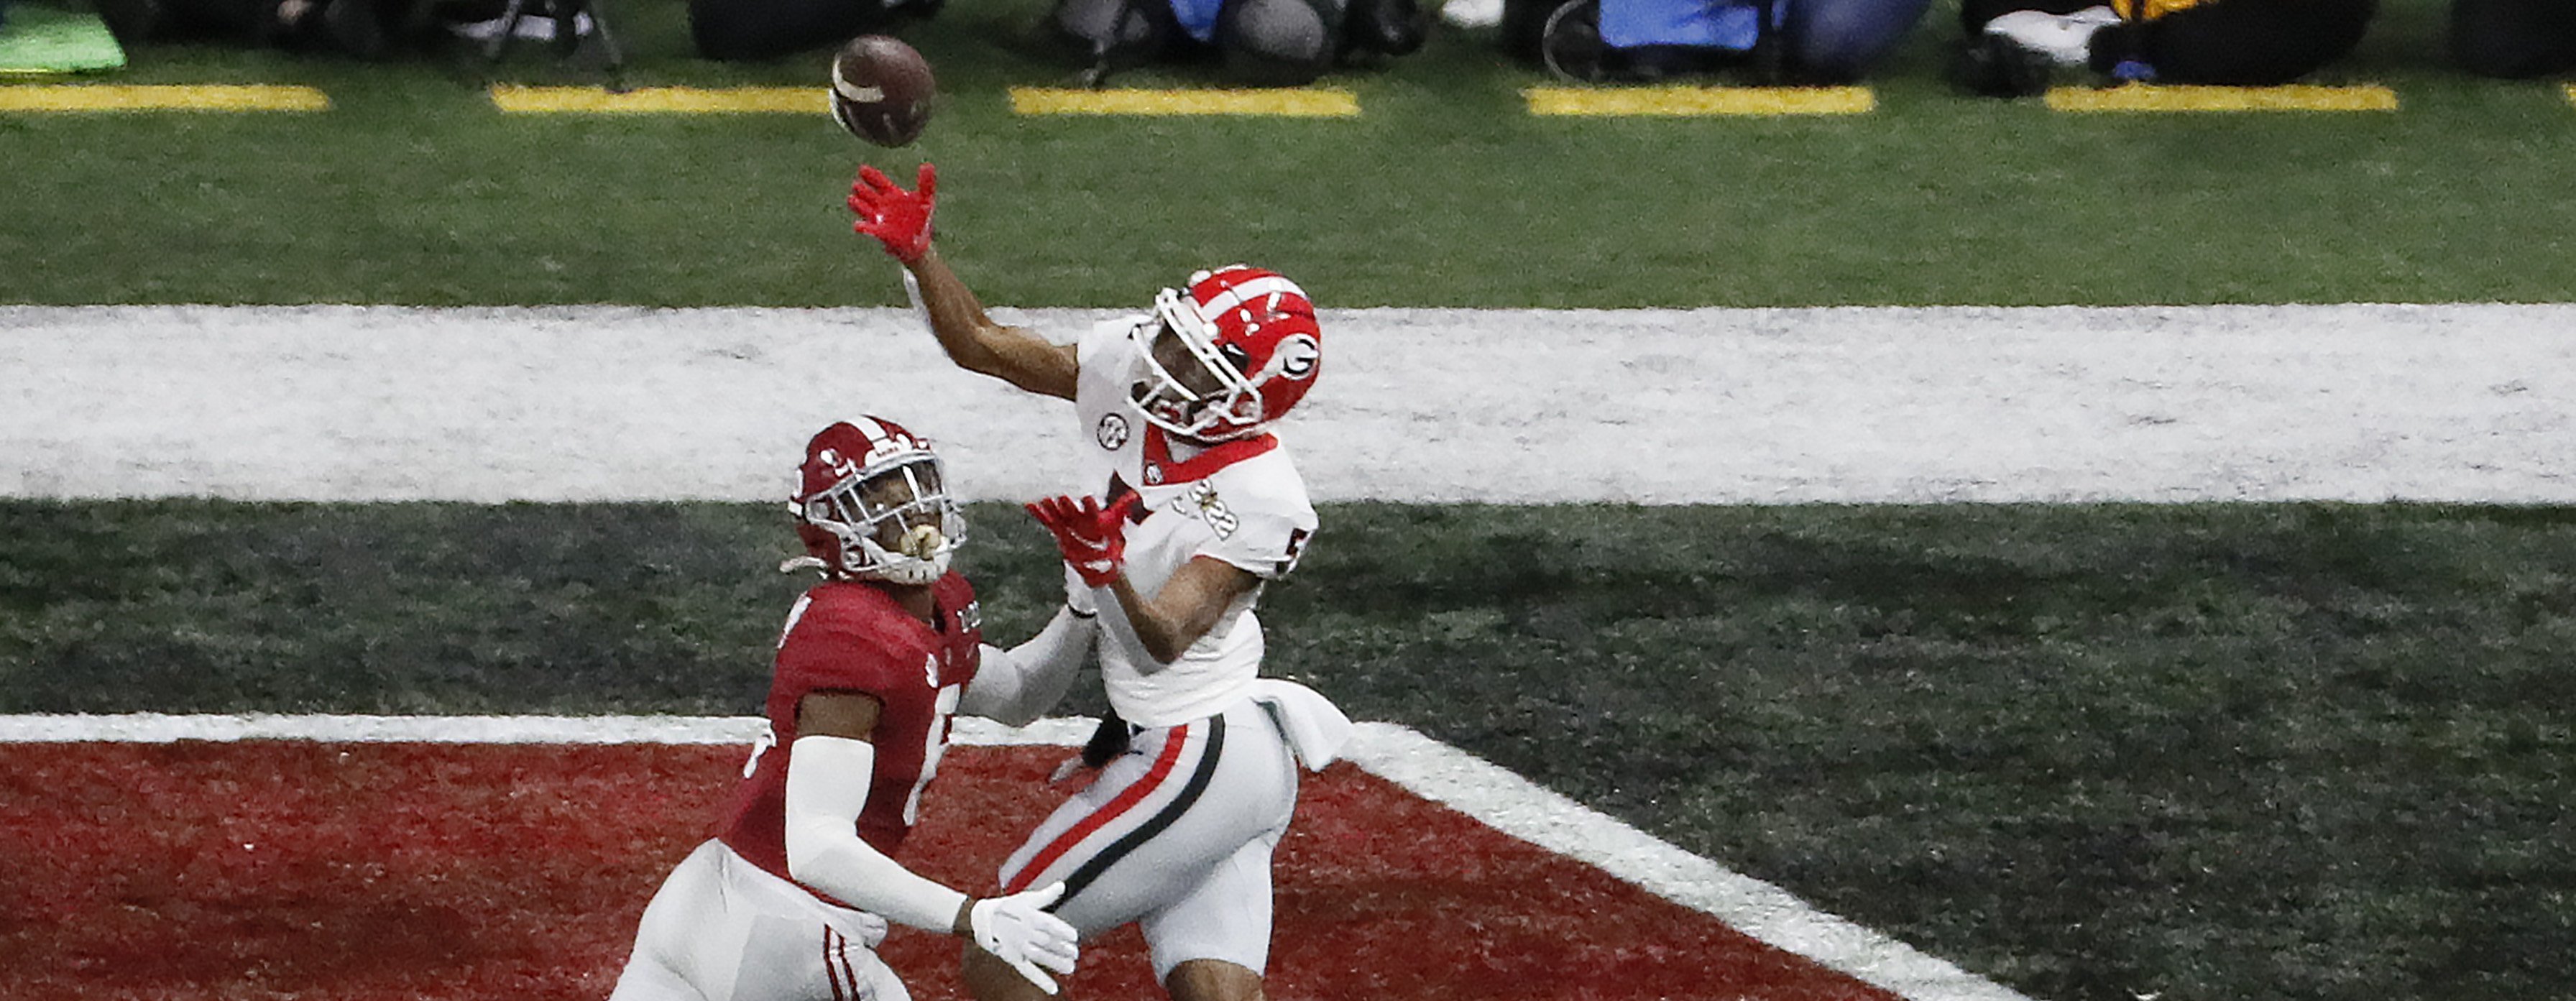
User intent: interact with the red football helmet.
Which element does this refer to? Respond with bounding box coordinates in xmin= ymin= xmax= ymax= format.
xmin=1128 ymin=264 xmax=1323 ymax=442
xmin=789 ymin=416 xmax=965 ymax=585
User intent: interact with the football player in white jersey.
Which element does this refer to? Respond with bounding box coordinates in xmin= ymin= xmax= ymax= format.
xmin=847 ymin=163 xmax=1354 ymax=1001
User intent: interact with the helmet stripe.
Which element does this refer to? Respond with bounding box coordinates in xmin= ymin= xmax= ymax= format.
xmin=1195 ymin=275 xmax=1309 ymax=317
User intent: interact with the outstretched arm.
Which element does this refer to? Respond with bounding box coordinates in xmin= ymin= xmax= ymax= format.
xmin=904 ymin=247 xmax=1079 ymax=400
xmin=959 ymin=604 xmax=1095 ymax=726
xmin=848 ymin=164 xmax=1078 ymax=401
xmin=785 ymin=692 xmax=1080 ymax=993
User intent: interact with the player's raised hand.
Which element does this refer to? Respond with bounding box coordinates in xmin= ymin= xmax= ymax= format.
xmin=969 ymin=882 xmax=1080 ymax=994
xmin=1026 ymin=494 xmax=1139 ymax=588
xmin=848 ymin=162 xmax=937 ymax=263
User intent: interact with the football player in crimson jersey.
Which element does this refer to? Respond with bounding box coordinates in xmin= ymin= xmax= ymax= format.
xmin=609 ymin=417 xmax=1101 ymax=1001
xmin=848 ymin=165 xmax=1355 ymax=1001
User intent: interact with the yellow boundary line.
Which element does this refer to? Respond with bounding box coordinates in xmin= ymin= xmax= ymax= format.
xmin=1011 ymin=87 xmax=1358 ymax=117
xmin=2046 ymin=84 xmax=2398 ymax=112
xmin=488 ymin=85 xmax=820 ymax=114
xmin=0 ymin=79 xmax=2467 ymax=118
xmin=1526 ymin=86 xmax=1874 ymax=116
xmin=0 ymin=84 xmax=329 ymax=111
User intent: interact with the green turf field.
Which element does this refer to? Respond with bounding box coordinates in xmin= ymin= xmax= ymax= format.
xmin=4 ymin=0 xmax=2573 ymax=308
xmin=6 ymin=1 xmax=2575 ymax=999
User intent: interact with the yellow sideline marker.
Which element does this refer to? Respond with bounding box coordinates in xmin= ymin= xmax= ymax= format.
xmin=2564 ymin=83 xmax=2575 ymax=109
xmin=2046 ymin=84 xmax=2398 ymax=112
xmin=0 ymin=84 xmax=329 ymax=111
xmin=1526 ymin=86 xmax=1874 ymax=116
xmin=489 ymin=85 xmax=819 ymax=114
xmin=1011 ymin=87 xmax=1358 ymax=116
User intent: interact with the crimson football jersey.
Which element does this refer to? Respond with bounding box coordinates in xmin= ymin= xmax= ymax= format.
xmin=719 ymin=573 xmax=983 ymax=900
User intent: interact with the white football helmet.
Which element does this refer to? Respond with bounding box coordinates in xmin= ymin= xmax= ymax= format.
xmin=791 ymin=416 xmax=966 ymax=585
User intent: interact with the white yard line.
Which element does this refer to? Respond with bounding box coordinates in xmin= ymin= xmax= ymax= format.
xmin=4 ymin=303 xmax=2570 ymax=504
xmin=0 ymin=711 xmax=1084 ymax=746
xmin=1 ymin=711 xmax=2030 ymax=1001
xmin=1342 ymin=723 xmax=2036 ymax=1001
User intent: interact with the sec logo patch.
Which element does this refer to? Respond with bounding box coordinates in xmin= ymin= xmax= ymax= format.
xmin=1096 ymin=414 xmax=1131 ymax=451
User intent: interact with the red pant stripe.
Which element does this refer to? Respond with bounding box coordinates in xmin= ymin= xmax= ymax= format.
xmin=1002 ymin=720 xmax=1195 ymax=895
xmin=822 ymin=927 xmax=847 ymax=1001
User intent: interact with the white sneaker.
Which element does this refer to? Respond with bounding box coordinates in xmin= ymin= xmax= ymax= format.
xmin=1441 ymin=0 xmax=1503 ymax=29
xmin=1982 ymin=9 xmax=2102 ymax=66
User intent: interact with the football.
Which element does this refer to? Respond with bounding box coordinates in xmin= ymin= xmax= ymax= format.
xmin=829 ymin=34 xmax=935 ymax=148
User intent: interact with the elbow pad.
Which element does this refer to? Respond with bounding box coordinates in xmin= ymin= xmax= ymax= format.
xmin=782 ymin=735 xmax=969 ymax=933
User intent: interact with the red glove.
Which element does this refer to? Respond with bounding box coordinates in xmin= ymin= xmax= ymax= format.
xmin=848 ymin=162 xmax=937 ymax=263
xmin=1026 ymin=494 xmax=1140 ymax=588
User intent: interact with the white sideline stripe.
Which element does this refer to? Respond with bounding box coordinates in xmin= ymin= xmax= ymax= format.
xmin=1 ymin=713 xmax=2030 ymax=1001
xmin=6 ymin=303 xmax=2574 ymax=504
xmin=1342 ymin=724 xmax=2035 ymax=1001
xmin=0 ymin=712 xmax=1095 ymax=747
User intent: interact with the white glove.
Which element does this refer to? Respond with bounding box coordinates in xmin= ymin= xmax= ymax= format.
xmin=971 ymin=882 xmax=1080 ymax=994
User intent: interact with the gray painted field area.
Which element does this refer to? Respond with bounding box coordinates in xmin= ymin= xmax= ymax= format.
xmin=6 ymin=303 xmax=2570 ymax=504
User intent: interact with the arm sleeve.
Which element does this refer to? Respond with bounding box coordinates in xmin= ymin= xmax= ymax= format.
xmin=1075 ymin=317 xmax=1132 ymax=372
xmin=958 ymin=605 xmax=1097 ymax=726
xmin=782 ymin=734 xmax=970 ymax=933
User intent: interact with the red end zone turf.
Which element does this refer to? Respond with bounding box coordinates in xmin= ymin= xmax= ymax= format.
xmin=0 ymin=742 xmax=1898 ymax=1001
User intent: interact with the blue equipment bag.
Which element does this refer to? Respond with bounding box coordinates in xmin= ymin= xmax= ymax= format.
xmin=1598 ymin=0 xmax=1775 ymax=50
xmin=1171 ymin=0 xmax=1224 ymax=40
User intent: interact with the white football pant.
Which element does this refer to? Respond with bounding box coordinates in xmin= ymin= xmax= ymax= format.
xmin=610 ymin=839 xmax=909 ymax=1001
xmin=998 ymin=698 xmax=1300 ymax=982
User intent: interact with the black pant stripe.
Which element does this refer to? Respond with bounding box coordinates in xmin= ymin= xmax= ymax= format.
xmin=1051 ymin=713 xmax=1228 ymax=910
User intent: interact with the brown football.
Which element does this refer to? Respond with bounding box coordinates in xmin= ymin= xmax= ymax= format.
xmin=829 ymin=35 xmax=934 ymax=148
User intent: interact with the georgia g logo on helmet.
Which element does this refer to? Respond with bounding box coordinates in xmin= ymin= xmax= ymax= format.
xmin=786 ymin=415 xmax=967 ymax=585
xmin=1128 ymin=264 xmax=1324 ymax=442
xmin=1271 ymin=333 xmax=1320 ymax=381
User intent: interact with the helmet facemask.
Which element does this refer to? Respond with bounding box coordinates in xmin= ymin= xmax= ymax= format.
xmin=1128 ymin=288 xmax=1268 ymax=442
xmin=794 ymin=451 xmax=966 ymax=586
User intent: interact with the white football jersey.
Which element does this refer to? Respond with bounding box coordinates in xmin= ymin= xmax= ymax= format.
xmin=1073 ymin=318 xmax=1320 ymax=727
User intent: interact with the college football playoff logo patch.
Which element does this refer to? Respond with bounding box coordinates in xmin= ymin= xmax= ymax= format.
xmin=1189 ymin=481 xmax=1239 ymax=538
xmin=1096 ymin=414 xmax=1131 ymax=451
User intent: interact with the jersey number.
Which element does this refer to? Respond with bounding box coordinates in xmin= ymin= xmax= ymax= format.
xmin=756 ymin=594 xmax=962 ymax=826
xmin=741 ymin=724 xmax=777 ymax=778
xmin=743 ymin=596 xmax=811 ymax=777
xmin=905 ymin=683 xmax=963 ymax=826
xmin=1277 ymin=527 xmax=1312 ymax=576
